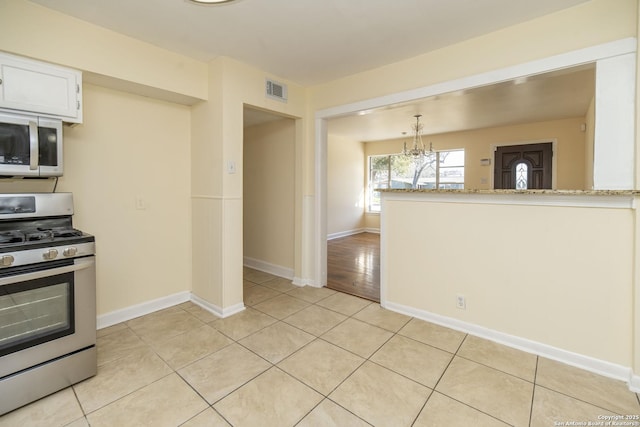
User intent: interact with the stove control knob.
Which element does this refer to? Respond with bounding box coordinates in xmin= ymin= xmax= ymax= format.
xmin=1 ymin=255 xmax=14 ymax=266
xmin=43 ymin=249 xmax=59 ymax=260
xmin=63 ymin=247 xmax=77 ymax=257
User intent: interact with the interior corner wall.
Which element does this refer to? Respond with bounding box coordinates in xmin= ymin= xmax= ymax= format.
xmin=191 ymin=57 xmax=308 ymax=311
xmin=327 ymin=135 xmax=365 ymax=237
xmin=243 ymin=119 xmax=296 ymax=272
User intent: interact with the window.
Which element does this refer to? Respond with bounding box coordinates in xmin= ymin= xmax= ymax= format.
xmin=515 ymin=162 xmax=528 ymax=189
xmin=368 ymin=149 xmax=464 ymax=212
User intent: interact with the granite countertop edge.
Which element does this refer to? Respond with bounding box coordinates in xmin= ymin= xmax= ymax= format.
xmin=377 ymin=189 xmax=640 ymax=196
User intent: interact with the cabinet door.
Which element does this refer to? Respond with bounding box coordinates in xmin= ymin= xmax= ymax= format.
xmin=0 ymin=53 xmax=82 ymax=123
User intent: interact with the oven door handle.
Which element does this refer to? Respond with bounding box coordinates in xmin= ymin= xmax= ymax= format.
xmin=0 ymin=257 xmax=94 ymax=286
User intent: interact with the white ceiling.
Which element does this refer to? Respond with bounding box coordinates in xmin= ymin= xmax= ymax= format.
xmin=327 ymin=65 xmax=595 ymax=141
xmin=28 ymin=0 xmax=594 ymax=141
xmin=29 ymin=0 xmax=588 ymax=86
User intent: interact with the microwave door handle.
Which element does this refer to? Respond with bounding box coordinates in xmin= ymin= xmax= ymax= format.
xmin=28 ymin=120 xmax=38 ymax=170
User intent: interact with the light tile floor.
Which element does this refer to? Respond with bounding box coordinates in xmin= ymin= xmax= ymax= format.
xmin=2 ymin=267 xmax=640 ymax=426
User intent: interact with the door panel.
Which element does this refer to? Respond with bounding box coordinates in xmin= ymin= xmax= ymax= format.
xmin=494 ymin=143 xmax=552 ymax=189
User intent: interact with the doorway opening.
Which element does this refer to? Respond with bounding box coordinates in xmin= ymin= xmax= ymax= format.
xmin=317 ymin=40 xmax=635 ymax=303
xmin=327 ymin=232 xmax=380 ymax=302
xmin=243 ymin=105 xmax=296 ymax=286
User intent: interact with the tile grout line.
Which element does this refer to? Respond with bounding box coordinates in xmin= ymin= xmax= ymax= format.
xmin=106 ymin=300 xmax=465 ymax=426
xmin=268 ymin=292 xmax=373 ymax=424
xmin=336 ymin=304 xmax=425 ymax=426
xmin=452 ymin=353 xmax=537 ymax=385
xmin=528 ymin=356 xmax=539 ymax=427
xmin=103 ymin=305 xmax=222 ymax=419
xmin=85 ymin=269 xmax=639 ymax=426
xmin=218 ymin=286 xmax=376 ymax=426
xmin=83 ymin=324 xmax=175 ymax=418
xmin=532 ymin=382 xmax=631 ymax=415
xmin=97 ymin=301 xmax=274 ymax=424
xmin=421 ymin=333 xmax=522 ymax=426
xmin=406 ymin=332 xmax=467 ymax=426
xmin=207 ymin=292 xmax=531 ymax=426
xmin=282 ymin=293 xmax=399 ymax=426
xmin=249 ymin=284 xmax=515 ymax=426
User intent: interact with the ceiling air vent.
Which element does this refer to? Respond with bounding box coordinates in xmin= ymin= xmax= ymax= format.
xmin=266 ymin=78 xmax=288 ymax=102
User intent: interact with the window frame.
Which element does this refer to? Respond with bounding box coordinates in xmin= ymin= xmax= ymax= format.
xmin=367 ymin=149 xmax=464 ymax=212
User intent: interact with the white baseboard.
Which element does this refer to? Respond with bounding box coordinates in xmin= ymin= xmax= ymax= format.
xmin=327 ymin=228 xmax=380 ymax=240
xmin=292 ymin=276 xmax=319 ymax=287
xmin=384 ymin=300 xmax=634 ymax=388
xmin=629 ymin=374 xmax=640 ymax=393
xmin=96 ymin=291 xmax=248 ymax=329
xmin=190 ymin=294 xmax=245 ymax=318
xmin=243 ymin=256 xmax=294 ymax=280
xmin=327 ymin=228 xmax=365 ymax=240
xmin=97 ymin=291 xmax=191 ymax=329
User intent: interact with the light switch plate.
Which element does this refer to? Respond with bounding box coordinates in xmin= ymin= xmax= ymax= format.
xmin=227 ymin=160 xmax=236 ymax=174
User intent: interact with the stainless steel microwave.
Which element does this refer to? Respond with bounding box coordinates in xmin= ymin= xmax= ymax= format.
xmin=0 ymin=112 xmax=63 ymax=177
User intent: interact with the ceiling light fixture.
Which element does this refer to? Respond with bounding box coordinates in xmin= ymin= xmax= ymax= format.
xmin=401 ymin=114 xmax=433 ymax=159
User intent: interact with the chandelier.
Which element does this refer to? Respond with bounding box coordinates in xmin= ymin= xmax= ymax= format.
xmin=401 ymin=114 xmax=433 ymax=159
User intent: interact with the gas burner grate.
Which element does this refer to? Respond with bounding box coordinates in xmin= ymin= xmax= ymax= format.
xmin=26 ymin=230 xmax=54 ymax=241
xmin=0 ymin=231 xmax=25 ymax=244
xmin=51 ymin=228 xmax=83 ymax=238
xmin=23 ymin=227 xmax=84 ymax=242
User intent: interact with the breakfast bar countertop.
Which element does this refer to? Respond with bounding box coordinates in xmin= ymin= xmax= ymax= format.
xmin=377 ymin=188 xmax=640 ymax=196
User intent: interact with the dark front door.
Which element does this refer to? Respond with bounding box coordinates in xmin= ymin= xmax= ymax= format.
xmin=494 ymin=143 xmax=552 ymax=189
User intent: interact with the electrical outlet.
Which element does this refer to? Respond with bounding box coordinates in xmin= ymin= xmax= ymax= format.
xmin=456 ymin=294 xmax=466 ymax=310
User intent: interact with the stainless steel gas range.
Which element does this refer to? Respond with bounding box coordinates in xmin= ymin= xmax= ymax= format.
xmin=0 ymin=193 xmax=96 ymax=415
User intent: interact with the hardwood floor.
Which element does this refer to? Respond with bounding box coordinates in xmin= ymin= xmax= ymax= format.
xmin=327 ymin=232 xmax=380 ymax=302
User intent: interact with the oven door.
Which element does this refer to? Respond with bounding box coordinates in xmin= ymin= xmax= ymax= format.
xmin=0 ymin=256 xmax=95 ymax=378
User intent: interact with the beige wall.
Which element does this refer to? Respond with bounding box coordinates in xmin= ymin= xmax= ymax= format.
xmin=308 ymin=0 xmax=640 ymax=379
xmin=365 ymin=116 xmax=586 ymax=190
xmin=308 ymin=0 xmax=637 ymax=308
xmin=308 ymin=0 xmax=636 ymax=114
xmin=0 ymin=0 xmax=639 ymax=378
xmin=0 ymin=2 xmax=198 ymax=318
xmin=327 ymin=135 xmax=365 ymax=236
xmin=364 ymin=117 xmax=587 ymax=229
xmin=0 ymin=1 xmax=309 ymax=315
xmin=244 ymin=119 xmax=295 ymax=271
xmin=382 ymin=194 xmax=634 ymax=366
xmin=60 ymin=84 xmax=192 ymax=316
xmin=190 ymin=57 xmax=307 ymax=312
xmin=0 ymin=0 xmax=208 ymax=103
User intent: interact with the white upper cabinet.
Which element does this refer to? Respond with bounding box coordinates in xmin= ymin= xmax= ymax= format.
xmin=0 ymin=52 xmax=82 ymax=123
